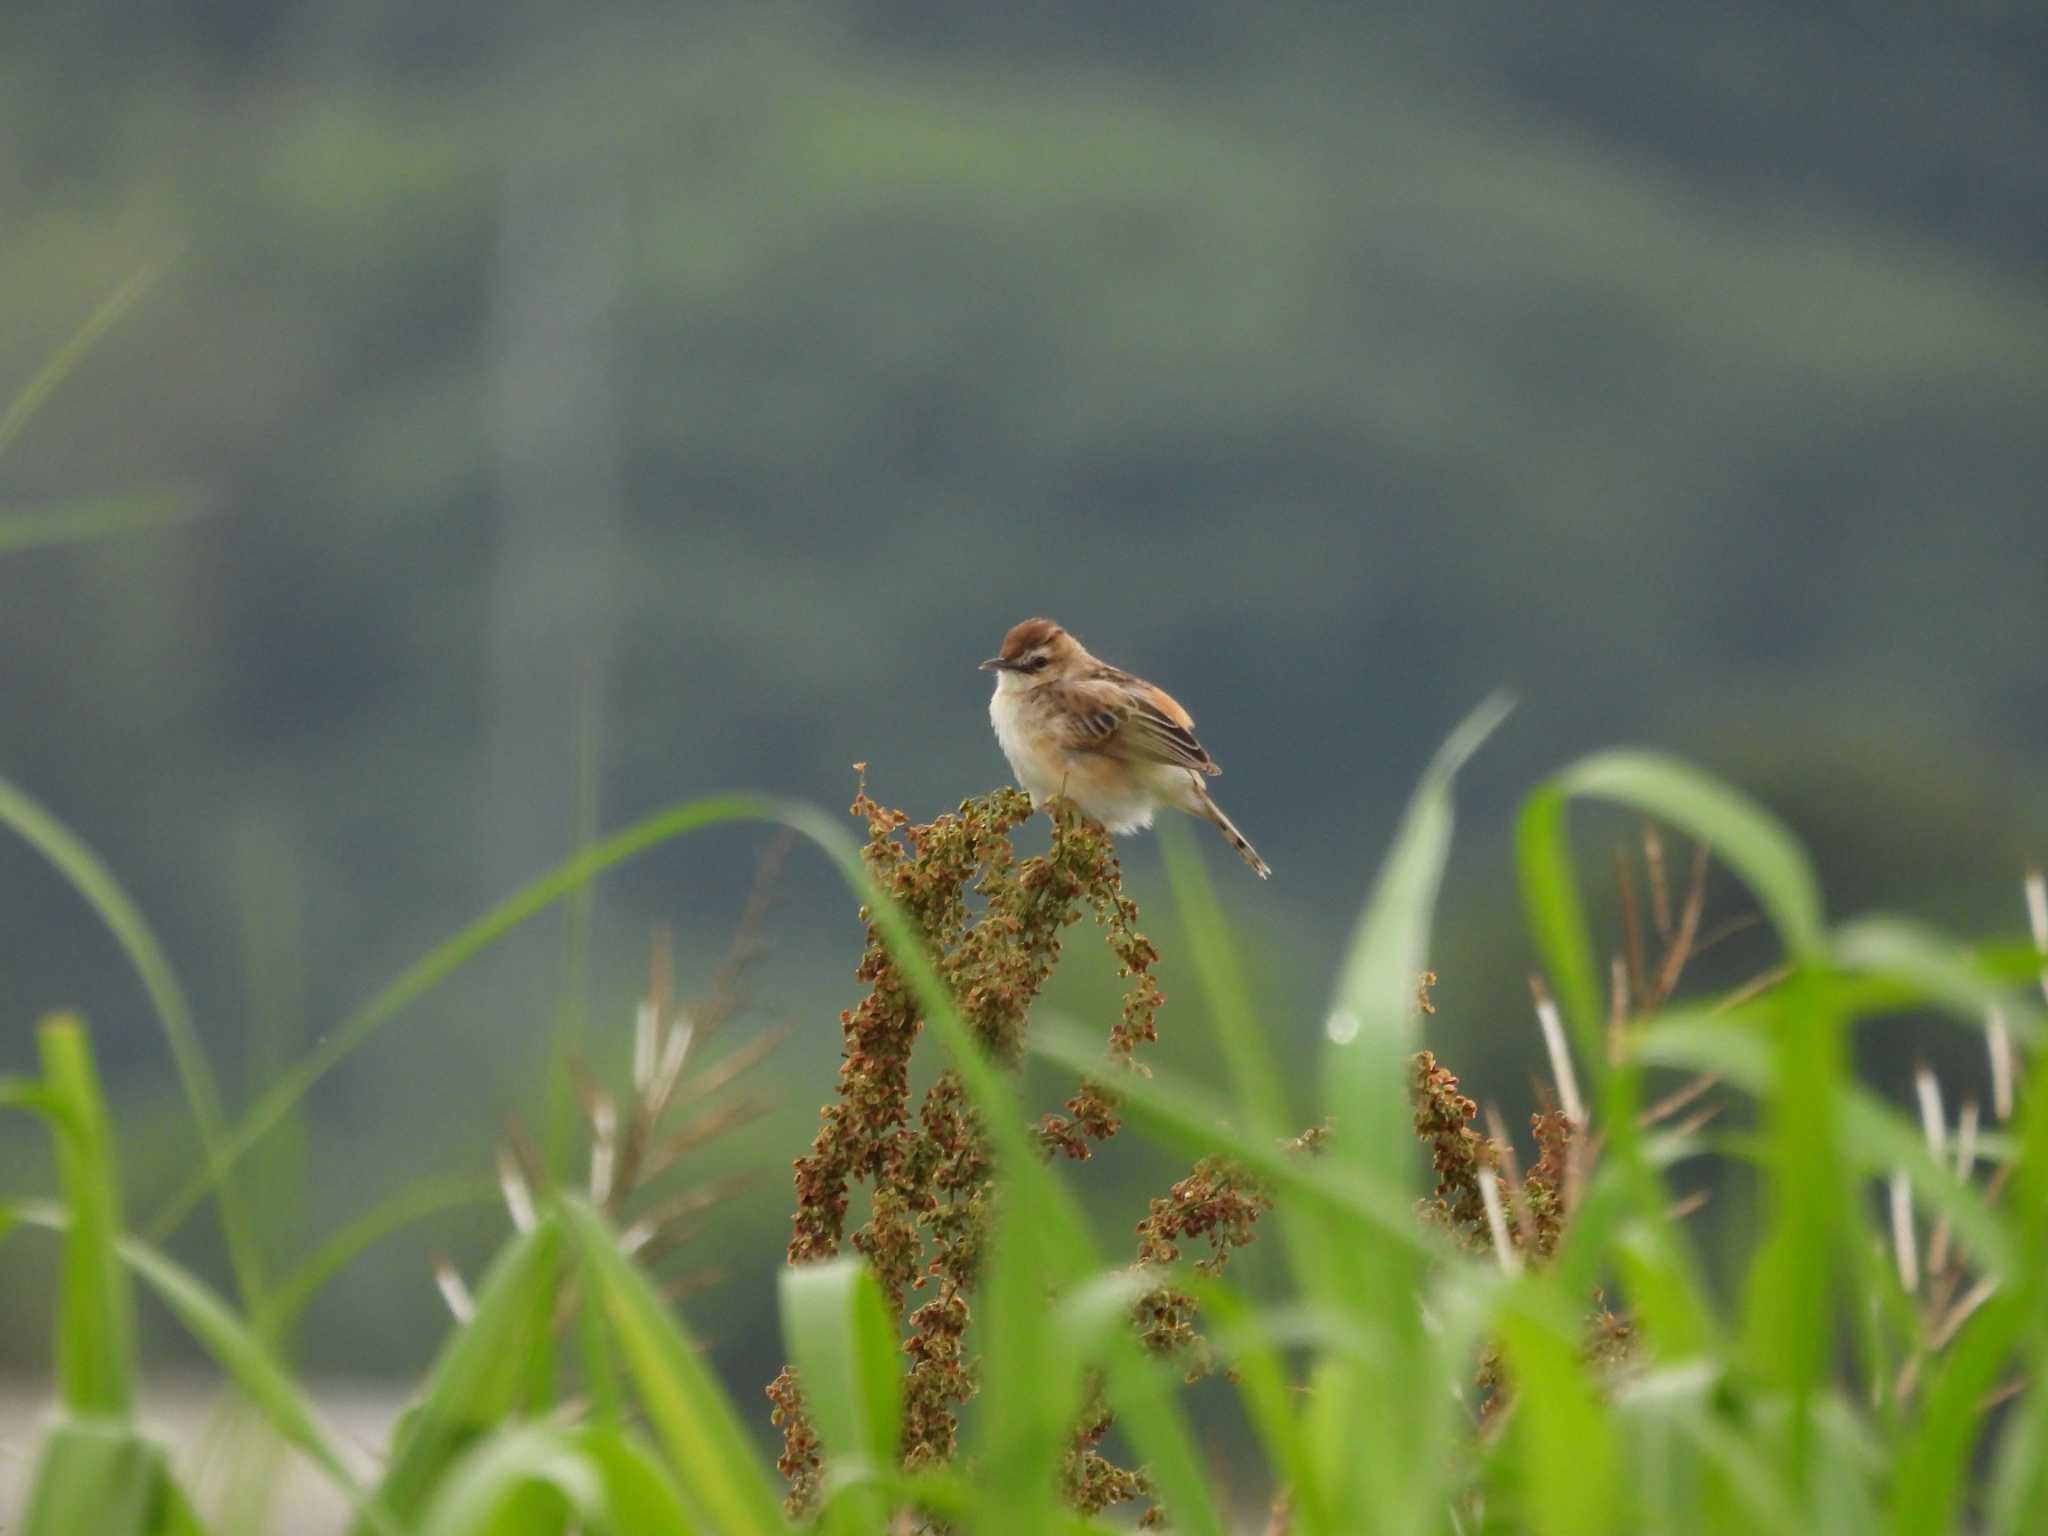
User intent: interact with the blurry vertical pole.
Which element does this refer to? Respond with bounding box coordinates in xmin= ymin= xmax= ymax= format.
xmin=486 ymin=141 xmax=625 ymax=1164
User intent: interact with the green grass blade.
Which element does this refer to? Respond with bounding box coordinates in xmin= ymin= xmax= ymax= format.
xmin=1159 ymin=818 xmax=1289 ymax=1138
xmin=1636 ymin=1007 xmax=2016 ymax=1277
xmin=558 ymin=1196 xmax=789 ymax=1536
xmin=1833 ymin=914 xmax=2046 ymax=1043
xmin=37 ymin=1016 xmax=135 ymax=1417
xmin=1325 ymin=694 xmax=1512 ymax=1178
xmin=1884 ymin=1290 xmax=2026 ymax=1536
xmin=778 ymin=1257 xmax=900 ymax=1532
xmin=1736 ymin=972 xmax=1850 ymax=1494
xmin=1031 ymin=1019 xmax=1437 ymax=1257
xmin=121 ymin=1232 xmax=395 ymax=1535
xmin=365 ymin=1220 xmax=563 ymax=1530
xmin=0 ymin=488 xmax=211 ymax=554
xmin=0 ymin=776 xmax=268 ymax=1308
xmin=1987 ymin=1376 xmax=2048 ymax=1536
xmin=155 ymin=792 xmax=1093 ymax=1274
xmin=1059 ymin=1271 xmax=1226 ymax=1536
xmin=1310 ymin=694 xmax=1508 ymax=1533
xmin=1187 ymin=1280 xmax=1330 ymax=1532
xmin=1556 ymin=752 xmax=1826 ymax=964
xmin=1515 ymin=749 xmax=1841 ymax=1505
xmin=1492 ymin=1284 xmax=1621 ymax=1536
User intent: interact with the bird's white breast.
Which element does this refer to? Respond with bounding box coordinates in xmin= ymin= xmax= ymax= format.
xmin=989 ymin=681 xmax=1063 ymax=803
xmin=987 ymin=677 xmax=1170 ymax=835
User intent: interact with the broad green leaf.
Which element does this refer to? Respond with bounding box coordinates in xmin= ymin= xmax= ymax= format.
xmin=20 ymin=1420 xmax=171 ymax=1536
xmin=559 ymin=1197 xmax=788 ymax=1536
xmin=778 ymin=1258 xmax=901 ymax=1535
xmin=1494 ymin=1291 xmax=1620 ymax=1536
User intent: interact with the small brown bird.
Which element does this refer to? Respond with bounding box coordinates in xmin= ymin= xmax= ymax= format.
xmin=981 ymin=618 xmax=1270 ymax=878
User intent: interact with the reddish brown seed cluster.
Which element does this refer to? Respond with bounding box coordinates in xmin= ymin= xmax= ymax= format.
xmin=772 ymin=777 xmax=1168 ymax=1515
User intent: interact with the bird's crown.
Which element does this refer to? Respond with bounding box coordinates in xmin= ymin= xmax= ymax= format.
xmin=997 ymin=617 xmax=1066 ymax=662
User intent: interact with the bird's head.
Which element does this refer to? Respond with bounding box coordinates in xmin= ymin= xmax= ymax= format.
xmin=980 ymin=617 xmax=1083 ymax=682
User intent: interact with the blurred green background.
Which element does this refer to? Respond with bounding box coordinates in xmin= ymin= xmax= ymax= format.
xmin=2 ymin=0 xmax=2043 ymax=1414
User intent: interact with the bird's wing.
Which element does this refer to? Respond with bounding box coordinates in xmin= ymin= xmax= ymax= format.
xmin=1046 ymin=674 xmax=1220 ymax=775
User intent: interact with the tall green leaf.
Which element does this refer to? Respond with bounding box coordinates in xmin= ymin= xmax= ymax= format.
xmin=37 ymin=1016 xmax=135 ymax=1416
xmin=362 ymin=1221 xmax=563 ymax=1530
xmin=559 ymin=1197 xmax=789 ymax=1536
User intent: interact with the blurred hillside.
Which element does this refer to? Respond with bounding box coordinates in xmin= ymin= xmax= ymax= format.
xmin=2 ymin=0 xmax=2045 ymax=1385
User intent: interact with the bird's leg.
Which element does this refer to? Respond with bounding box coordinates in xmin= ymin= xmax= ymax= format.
xmin=1048 ymin=770 xmax=1073 ymax=859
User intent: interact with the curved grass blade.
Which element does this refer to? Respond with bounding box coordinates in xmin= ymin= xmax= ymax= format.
xmin=10 ymin=1202 xmax=393 ymax=1534
xmin=1030 ymin=1018 xmax=1437 ymax=1258
xmin=1516 ymin=752 xmax=1838 ymax=1496
xmin=0 ymin=776 xmax=267 ymax=1307
xmin=1518 ymin=750 xmax=1826 ymax=1070
xmin=157 ymin=793 xmax=1094 ymax=1270
xmin=0 ymin=260 xmax=165 ymax=462
xmin=558 ymin=1196 xmax=789 ymax=1536
xmin=150 ymin=792 xmax=776 ymax=1241
xmin=1324 ymin=693 xmax=1513 ymax=1176
xmin=418 ymin=1423 xmax=699 ymax=1536
xmin=1833 ymin=914 xmax=2045 ymax=1044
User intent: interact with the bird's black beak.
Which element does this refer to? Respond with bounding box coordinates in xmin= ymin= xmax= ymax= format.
xmin=979 ymin=657 xmax=1014 ymax=672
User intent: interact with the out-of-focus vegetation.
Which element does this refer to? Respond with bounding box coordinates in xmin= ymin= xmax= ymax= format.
xmin=2 ymin=718 xmax=2042 ymax=1533
xmin=2 ymin=0 xmax=2043 ymax=1402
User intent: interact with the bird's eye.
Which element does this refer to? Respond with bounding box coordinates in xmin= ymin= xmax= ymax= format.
xmin=1025 ymin=656 xmax=1050 ymax=673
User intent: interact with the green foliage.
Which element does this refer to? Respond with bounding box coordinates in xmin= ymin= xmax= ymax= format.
xmin=2 ymin=709 xmax=2044 ymax=1533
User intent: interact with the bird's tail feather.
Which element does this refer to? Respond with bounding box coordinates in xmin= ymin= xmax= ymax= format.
xmin=1197 ymin=791 xmax=1270 ymax=879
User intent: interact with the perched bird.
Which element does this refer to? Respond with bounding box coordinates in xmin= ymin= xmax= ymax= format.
xmin=980 ymin=618 xmax=1270 ymax=878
